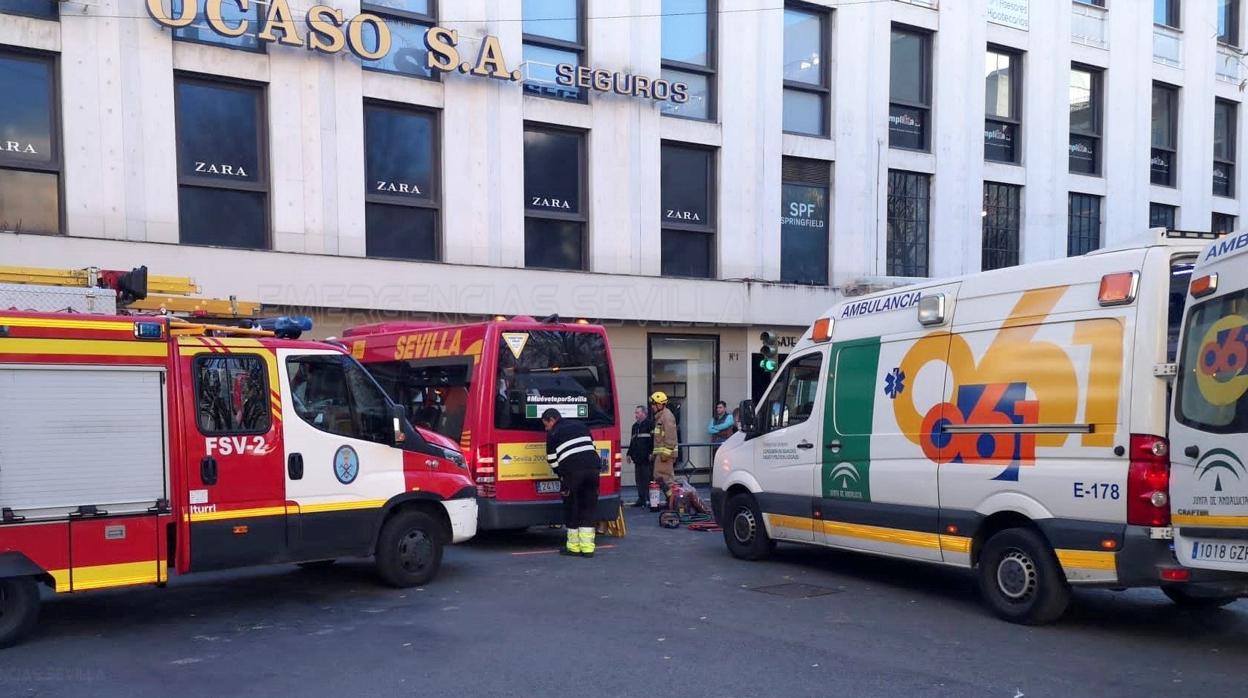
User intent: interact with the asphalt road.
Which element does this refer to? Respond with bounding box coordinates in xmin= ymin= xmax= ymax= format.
xmin=3 ymin=496 xmax=1247 ymax=698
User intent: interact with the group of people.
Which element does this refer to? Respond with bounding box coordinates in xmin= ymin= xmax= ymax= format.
xmin=626 ymin=394 xmax=740 ymax=508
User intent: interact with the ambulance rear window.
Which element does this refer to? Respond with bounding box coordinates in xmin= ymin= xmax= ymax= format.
xmin=1175 ymin=288 xmax=1248 ymax=435
xmin=193 ymin=355 xmax=271 ymax=435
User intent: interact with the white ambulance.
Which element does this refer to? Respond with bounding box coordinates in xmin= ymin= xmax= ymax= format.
xmin=1170 ymin=231 xmax=1248 ymax=598
xmin=712 ymin=229 xmax=1248 ymax=624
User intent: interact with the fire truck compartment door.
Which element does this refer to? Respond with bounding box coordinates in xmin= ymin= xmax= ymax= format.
xmin=0 ymin=366 xmax=169 ymax=519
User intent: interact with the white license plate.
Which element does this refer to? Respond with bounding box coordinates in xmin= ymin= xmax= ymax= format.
xmin=536 ymin=480 xmax=561 ymax=494
xmin=1189 ymin=539 xmax=1248 ymax=566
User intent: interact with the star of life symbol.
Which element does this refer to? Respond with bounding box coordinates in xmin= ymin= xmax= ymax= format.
xmin=883 ymin=368 xmax=906 ymax=399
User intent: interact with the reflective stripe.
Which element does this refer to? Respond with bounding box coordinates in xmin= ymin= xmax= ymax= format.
xmin=555 ymin=435 xmax=593 ymax=458
xmin=558 ymin=444 xmax=597 ymax=463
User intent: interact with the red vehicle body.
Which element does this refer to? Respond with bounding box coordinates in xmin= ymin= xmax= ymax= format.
xmin=0 ymin=311 xmax=477 ymax=647
xmin=344 ymin=316 xmax=623 ymax=530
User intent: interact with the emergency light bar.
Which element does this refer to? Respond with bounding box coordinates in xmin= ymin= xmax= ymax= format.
xmin=251 ymin=316 xmax=313 ymax=339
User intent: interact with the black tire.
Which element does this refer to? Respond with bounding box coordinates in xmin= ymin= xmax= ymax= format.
xmin=375 ymin=510 xmax=444 ymax=588
xmin=0 ymin=577 xmax=40 ymax=649
xmin=296 ymin=560 xmax=337 ymax=570
xmin=1162 ymin=585 xmax=1239 ymax=610
xmin=977 ymin=528 xmax=1070 ymax=625
xmin=722 ymin=493 xmax=772 ymax=561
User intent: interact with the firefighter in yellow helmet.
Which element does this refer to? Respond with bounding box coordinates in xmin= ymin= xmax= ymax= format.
xmin=649 ymin=391 xmax=679 ymax=492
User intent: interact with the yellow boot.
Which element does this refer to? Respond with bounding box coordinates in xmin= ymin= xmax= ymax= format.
xmin=578 ymin=527 xmax=596 ymax=557
xmin=561 ymin=528 xmax=582 ymax=556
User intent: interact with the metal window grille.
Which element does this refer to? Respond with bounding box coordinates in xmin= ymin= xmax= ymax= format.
xmin=886 ymin=170 xmax=930 ymax=277
xmin=982 ymin=182 xmax=1020 ymax=270
xmin=1067 ymin=193 xmax=1101 ymax=256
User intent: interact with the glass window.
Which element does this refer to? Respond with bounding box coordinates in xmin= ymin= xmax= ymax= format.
xmin=1067 ymin=193 xmax=1101 ymax=256
xmin=287 ymin=354 xmax=395 ymax=445
xmin=649 ymin=334 xmax=717 ymax=469
xmin=661 ymin=0 xmax=715 ymax=121
xmin=889 ymin=27 xmax=931 ymax=151
xmin=0 ymin=50 xmax=59 ymax=234
xmin=368 ymin=359 xmax=473 ymax=443
xmin=523 ymin=0 xmax=585 ymax=101
xmin=194 ymin=355 xmax=272 ymax=435
xmin=661 ymin=143 xmax=715 ymax=277
xmin=760 ymin=352 xmax=822 ymax=431
xmin=886 ymin=170 xmax=929 ymax=277
xmin=1152 ymin=83 xmax=1178 ymax=187
xmin=497 ymin=330 xmax=616 ymax=431
xmin=1176 ymin=288 xmax=1248 ymax=434
xmin=1155 ymin=0 xmax=1181 ymax=27
xmin=172 ymin=0 xmax=263 ymax=52
xmin=360 ymin=2 xmax=437 ymax=80
xmin=364 ymin=103 xmax=439 ymax=261
xmin=1069 ymin=65 xmax=1102 ymax=176
xmin=783 ymin=6 xmax=829 ymax=136
xmin=0 ymin=0 xmax=57 ymax=19
xmin=175 ymin=76 xmax=267 ymax=248
xmin=1149 ymin=202 xmax=1177 ymax=230
xmin=1215 ymin=99 xmax=1237 ymax=198
xmin=1219 ymin=0 xmax=1240 ymax=46
xmin=982 ymin=182 xmax=1021 ymax=271
xmin=985 ymin=48 xmax=1021 ymax=164
xmin=1213 ymin=212 xmax=1236 ymax=234
xmin=780 ymin=157 xmax=830 ymax=285
xmin=523 ymin=126 xmax=585 ymax=270
xmin=1075 ymin=0 xmax=1105 ymax=5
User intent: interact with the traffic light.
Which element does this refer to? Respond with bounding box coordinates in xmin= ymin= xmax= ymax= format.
xmin=759 ymin=331 xmax=779 ymax=373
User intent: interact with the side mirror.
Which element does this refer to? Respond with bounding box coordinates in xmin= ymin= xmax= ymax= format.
xmin=737 ymin=399 xmax=758 ymax=434
xmin=392 ymin=404 xmax=407 ymax=446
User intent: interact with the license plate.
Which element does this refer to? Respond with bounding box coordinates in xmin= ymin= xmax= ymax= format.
xmin=1189 ymin=539 xmax=1248 ymax=566
xmin=536 ymin=480 xmax=561 ymax=494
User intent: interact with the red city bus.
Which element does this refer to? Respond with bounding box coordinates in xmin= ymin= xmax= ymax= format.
xmin=343 ymin=317 xmax=622 ymax=530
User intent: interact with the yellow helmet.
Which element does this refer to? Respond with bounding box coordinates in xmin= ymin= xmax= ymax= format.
xmin=649 ymin=391 xmax=669 ymax=405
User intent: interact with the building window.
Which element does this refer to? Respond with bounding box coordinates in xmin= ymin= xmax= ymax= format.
xmin=780 ymin=157 xmax=830 ymax=285
xmin=661 ymin=143 xmax=716 ymax=278
xmin=1150 ymin=202 xmax=1177 ymax=230
xmin=1215 ymin=99 xmax=1237 ymax=198
xmin=0 ymin=0 xmax=56 ymax=19
xmin=886 ymin=170 xmax=930 ymax=277
xmin=1075 ymin=0 xmax=1105 ymax=5
xmin=361 ymin=1 xmax=437 ymax=80
xmin=0 ymin=50 xmax=60 ymax=235
xmin=524 ymin=125 xmax=586 ymax=270
xmin=174 ymin=76 xmax=267 ymax=249
xmin=985 ymin=47 xmax=1021 ymax=164
xmin=364 ymin=103 xmax=439 ymax=261
xmin=982 ymin=182 xmax=1021 ymax=271
xmin=523 ymin=0 xmax=585 ymax=101
xmin=172 ymin=0 xmax=263 ymax=52
xmin=1069 ymin=65 xmax=1102 ymax=176
xmin=649 ymin=334 xmax=718 ymax=471
xmin=1155 ymin=0 xmax=1181 ymax=28
xmin=782 ymin=4 xmax=830 ymax=136
xmin=661 ymin=0 xmax=715 ymax=121
xmin=1151 ymin=83 xmax=1178 ymax=187
xmin=889 ymin=27 xmax=932 ymax=151
xmin=1067 ymin=193 xmax=1101 ymax=256
xmin=1219 ymin=0 xmax=1240 ymax=46
xmin=1213 ymin=212 xmax=1236 ymax=234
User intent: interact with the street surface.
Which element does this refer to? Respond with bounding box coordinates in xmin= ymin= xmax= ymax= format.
xmin=3 ymin=491 xmax=1247 ymax=698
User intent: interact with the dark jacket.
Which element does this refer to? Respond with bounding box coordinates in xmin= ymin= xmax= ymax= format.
xmin=628 ymin=417 xmax=653 ymax=464
xmin=545 ymin=419 xmax=602 ymax=474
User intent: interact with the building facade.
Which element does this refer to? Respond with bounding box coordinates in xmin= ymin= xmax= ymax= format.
xmin=1 ymin=0 xmax=1246 ymax=477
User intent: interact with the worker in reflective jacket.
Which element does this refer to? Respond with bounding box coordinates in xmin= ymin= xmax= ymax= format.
xmin=650 ymin=391 xmax=679 ymax=490
xmin=543 ymin=408 xmax=602 ymax=557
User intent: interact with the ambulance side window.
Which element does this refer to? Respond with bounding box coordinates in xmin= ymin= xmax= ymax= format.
xmin=287 ymin=355 xmax=394 ymax=445
xmin=193 ymin=355 xmax=271 ymax=435
xmin=761 ymin=353 xmax=823 ymax=432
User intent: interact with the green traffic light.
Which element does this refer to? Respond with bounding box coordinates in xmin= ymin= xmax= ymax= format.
xmin=760 ymin=358 xmax=777 ymax=372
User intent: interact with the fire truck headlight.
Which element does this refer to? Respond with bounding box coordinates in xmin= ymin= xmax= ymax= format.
xmin=442 ymin=448 xmax=467 ymax=469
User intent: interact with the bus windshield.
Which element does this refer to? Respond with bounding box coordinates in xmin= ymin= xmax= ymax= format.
xmin=494 ymin=330 xmax=615 ymax=431
xmin=1175 ymin=288 xmax=1248 ymax=435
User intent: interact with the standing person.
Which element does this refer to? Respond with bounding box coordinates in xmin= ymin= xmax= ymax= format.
xmin=649 ymin=391 xmax=679 ymax=492
xmin=627 ymin=405 xmax=653 ymax=507
xmin=707 ymin=400 xmax=735 ymax=444
xmin=543 ymin=408 xmax=602 ymax=557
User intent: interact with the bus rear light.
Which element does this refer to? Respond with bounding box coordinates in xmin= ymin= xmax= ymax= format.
xmin=1190 ymin=273 xmax=1218 ymax=298
xmin=1127 ymin=434 xmax=1171 ymax=527
xmin=1098 ymin=271 xmax=1139 ymax=306
xmin=473 ymin=445 xmax=497 ymax=498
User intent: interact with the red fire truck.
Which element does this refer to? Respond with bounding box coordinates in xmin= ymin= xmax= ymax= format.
xmin=343 ymin=316 xmax=622 ymax=530
xmin=0 ymin=311 xmax=477 ymax=647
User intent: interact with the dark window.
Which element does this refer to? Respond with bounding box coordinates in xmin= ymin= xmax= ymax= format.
xmin=1219 ymin=0 xmax=1240 ymax=46
xmin=364 ymin=103 xmax=439 ymax=260
xmin=760 ymin=353 xmax=822 ymax=432
xmin=175 ymin=76 xmax=267 ymax=249
xmin=1213 ymin=211 xmax=1236 ymax=234
xmin=523 ymin=0 xmax=585 ymax=101
xmin=194 ymin=355 xmax=272 ymax=435
xmin=524 ymin=126 xmax=586 ymax=270
xmin=982 ymin=182 xmax=1021 ymax=271
xmin=367 ymin=359 xmax=473 ymax=443
xmin=1149 ymin=202 xmax=1177 ymax=230
xmin=886 ymin=170 xmax=930 ymax=277
xmin=172 ymin=0 xmax=263 ymax=52
xmin=1155 ymin=0 xmax=1181 ymax=28
xmin=1176 ymin=288 xmax=1248 ymax=434
xmin=1069 ymin=65 xmax=1102 ymax=175
xmin=780 ymin=157 xmax=830 ymax=285
xmin=889 ymin=27 xmax=931 ymax=151
xmin=1151 ymin=83 xmax=1178 ymax=187
xmin=783 ymin=5 xmax=830 ymax=136
xmin=1215 ymin=99 xmax=1237 ymax=198
xmin=495 ymin=330 xmax=616 ymax=431
xmin=361 ymin=2 xmax=437 ymax=80
xmin=661 ymin=143 xmax=716 ymax=278
xmin=0 ymin=50 xmax=59 ymax=235
xmin=287 ymin=354 xmax=396 ymax=445
xmin=985 ymin=47 xmax=1021 ymax=164
xmin=1075 ymin=0 xmax=1105 ymax=5
xmin=0 ymin=0 xmax=56 ymax=19
xmin=661 ymin=0 xmax=716 ymax=121
xmin=1067 ymin=193 xmax=1101 ymax=256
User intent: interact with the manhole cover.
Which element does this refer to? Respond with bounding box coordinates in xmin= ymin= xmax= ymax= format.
xmin=750 ymin=583 xmax=842 ymax=598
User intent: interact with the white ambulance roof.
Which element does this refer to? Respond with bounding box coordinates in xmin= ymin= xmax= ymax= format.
xmin=1194 ymin=230 xmax=1248 ymax=271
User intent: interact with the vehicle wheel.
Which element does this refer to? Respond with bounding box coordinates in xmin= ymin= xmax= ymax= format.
xmin=375 ymin=510 xmax=444 ymax=588
xmin=0 ymin=577 xmax=40 ymax=649
xmin=296 ymin=560 xmax=337 ymax=570
xmin=977 ymin=528 xmax=1070 ymax=625
xmin=1162 ymin=585 xmax=1239 ymax=610
xmin=723 ymin=493 xmax=771 ymax=561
